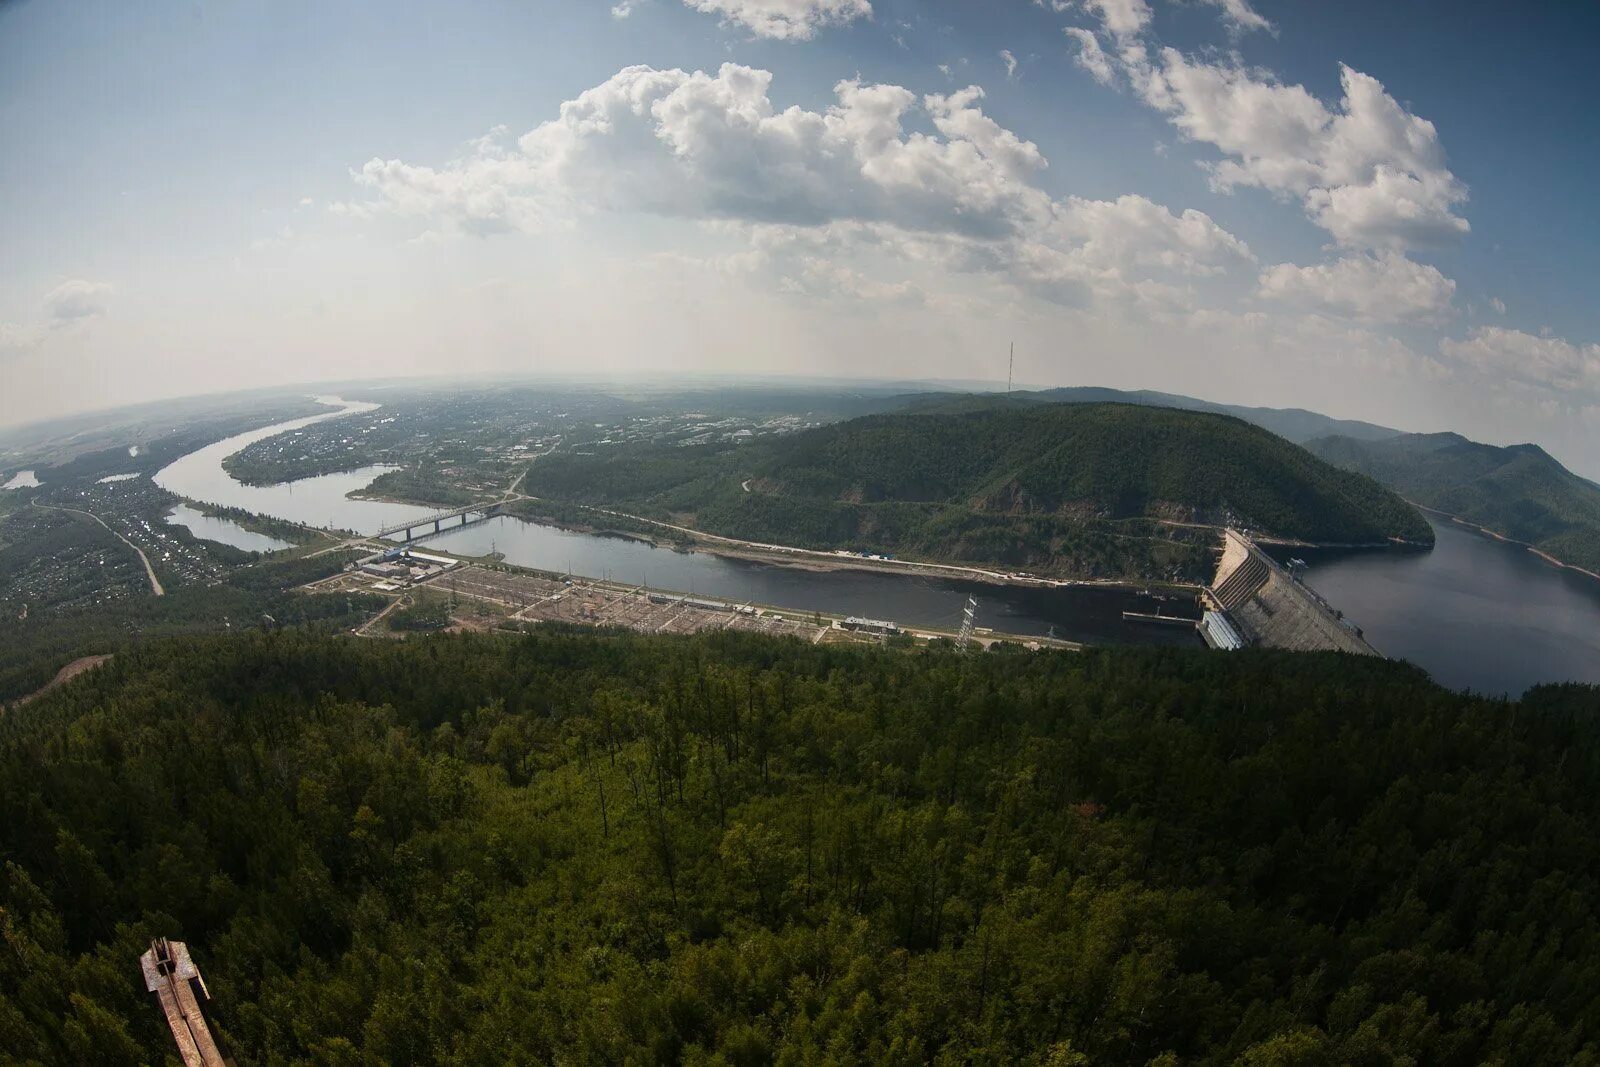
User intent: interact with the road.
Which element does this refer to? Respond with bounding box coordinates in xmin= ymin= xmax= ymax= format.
xmin=504 ymin=490 xmax=1122 ymax=589
xmin=37 ymin=505 xmax=165 ymax=596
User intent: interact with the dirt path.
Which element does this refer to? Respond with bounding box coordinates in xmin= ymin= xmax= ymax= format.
xmin=10 ymin=654 xmax=113 ymax=710
xmin=37 ymin=504 xmax=164 ymax=595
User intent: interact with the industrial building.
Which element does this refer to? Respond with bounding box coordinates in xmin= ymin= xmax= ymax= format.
xmin=1199 ymin=610 xmax=1245 ymax=651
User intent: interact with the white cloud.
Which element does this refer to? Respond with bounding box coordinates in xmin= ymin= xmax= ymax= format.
xmin=1132 ymin=53 xmax=1468 ymax=250
xmin=1065 ymin=28 xmax=1115 ymax=86
xmin=1202 ymin=0 xmax=1272 ymax=34
xmin=611 ymin=0 xmax=645 ymax=18
xmin=1258 ymin=252 xmax=1455 ymax=323
xmin=339 ymin=64 xmax=1251 ymax=311
xmin=1441 ymin=327 xmax=1600 ymax=399
xmin=44 ymin=280 xmax=113 ymax=324
xmin=682 ymin=0 xmax=871 ymax=40
xmin=1001 ymin=49 xmax=1019 ymax=80
xmin=1489 ymin=296 xmax=1506 ymax=315
xmin=1081 ymin=0 xmax=1151 ymax=41
xmin=0 ymin=280 xmax=113 ymax=358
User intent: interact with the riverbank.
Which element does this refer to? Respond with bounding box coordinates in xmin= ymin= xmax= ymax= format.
xmin=1411 ymin=503 xmax=1600 ymax=584
xmin=348 ymin=485 xmax=1207 ymax=595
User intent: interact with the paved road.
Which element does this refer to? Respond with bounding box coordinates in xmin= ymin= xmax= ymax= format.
xmin=38 ymin=505 xmax=164 ymax=596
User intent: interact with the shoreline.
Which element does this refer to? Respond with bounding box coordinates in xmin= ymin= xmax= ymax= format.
xmin=352 ymin=488 xmax=1206 ymax=594
xmin=1410 ymin=503 xmax=1600 ymax=584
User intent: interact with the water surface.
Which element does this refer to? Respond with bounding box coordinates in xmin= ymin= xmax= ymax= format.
xmin=165 ymin=504 xmax=292 ymax=554
xmin=153 ymin=400 xmax=1199 ymax=647
xmin=1268 ymin=518 xmax=1600 ymax=695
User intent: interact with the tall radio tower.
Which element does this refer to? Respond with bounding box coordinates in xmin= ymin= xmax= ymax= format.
xmin=1007 ymin=342 xmax=1014 ymax=393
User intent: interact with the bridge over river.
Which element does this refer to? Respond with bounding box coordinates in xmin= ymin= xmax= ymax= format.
xmin=375 ymin=500 xmax=506 ymax=543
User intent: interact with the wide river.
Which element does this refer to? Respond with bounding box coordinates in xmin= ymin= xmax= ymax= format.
xmin=1265 ymin=518 xmax=1600 ymax=695
xmin=153 ymin=399 xmax=1200 ymax=649
xmin=154 ymin=399 xmax=1600 ymax=692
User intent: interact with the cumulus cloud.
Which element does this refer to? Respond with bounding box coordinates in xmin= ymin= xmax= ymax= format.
xmin=1258 ymin=252 xmax=1455 ymax=323
xmin=44 ymin=280 xmax=113 ymax=324
xmin=1138 ymin=55 xmax=1468 ymax=249
xmin=1000 ymin=49 xmax=1019 ymax=80
xmin=1048 ymin=3 xmax=1467 ymax=252
xmin=1065 ymin=28 xmax=1115 ymax=86
xmin=683 ymin=0 xmax=870 ymax=40
xmin=1441 ymin=327 xmax=1600 ymax=399
xmin=1488 ymin=296 xmax=1507 ymax=315
xmin=338 ymin=63 xmax=1252 ymax=310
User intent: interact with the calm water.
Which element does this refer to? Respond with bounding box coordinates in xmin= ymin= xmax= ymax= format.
xmin=1267 ymin=519 xmax=1600 ymax=696
xmin=165 ymin=504 xmax=292 ymax=554
xmin=153 ymin=400 xmax=1200 ymax=648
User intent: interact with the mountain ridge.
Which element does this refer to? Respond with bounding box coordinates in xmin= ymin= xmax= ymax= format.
xmin=1305 ymin=431 xmax=1600 ymax=576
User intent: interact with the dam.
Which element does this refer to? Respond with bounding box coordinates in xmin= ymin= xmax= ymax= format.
xmin=1207 ymin=529 xmax=1378 ymax=655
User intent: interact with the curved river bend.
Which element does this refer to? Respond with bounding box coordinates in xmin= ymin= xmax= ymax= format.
xmin=154 ymin=399 xmax=1200 ymax=650
xmin=155 ymin=399 xmax=1600 ymax=693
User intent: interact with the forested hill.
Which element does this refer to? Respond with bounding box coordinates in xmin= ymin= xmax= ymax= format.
xmin=2 ymin=630 xmax=1598 ymax=1063
xmin=1307 ymin=431 xmax=1600 ymax=575
xmin=524 ymin=403 xmax=1432 ymax=578
xmin=1013 ymin=386 xmax=1404 ymax=444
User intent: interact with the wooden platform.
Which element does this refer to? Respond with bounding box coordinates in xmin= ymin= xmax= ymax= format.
xmin=140 ymin=938 xmax=228 ymax=1067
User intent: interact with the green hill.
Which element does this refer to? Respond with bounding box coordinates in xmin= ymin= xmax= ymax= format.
xmin=1019 ymin=386 xmax=1404 ymax=444
xmin=1306 ymin=432 xmax=1600 ymax=575
xmin=2 ymin=630 xmax=1599 ymax=1063
xmin=524 ymin=402 xmax=1431 ymax=580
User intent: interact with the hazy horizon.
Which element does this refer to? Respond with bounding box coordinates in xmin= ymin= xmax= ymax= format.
xmin=5 ymin=0 xmax=1598 ymax=471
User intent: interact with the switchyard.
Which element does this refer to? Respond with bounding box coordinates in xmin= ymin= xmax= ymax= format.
xmin=305 ymin=554 xmax=1083 ymax=650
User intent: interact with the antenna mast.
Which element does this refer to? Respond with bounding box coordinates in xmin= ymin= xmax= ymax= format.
xmin=1007 ymin=342 xmax=1014 ymax=394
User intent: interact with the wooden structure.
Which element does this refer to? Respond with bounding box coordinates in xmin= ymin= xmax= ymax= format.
xmin=139 ymin=937 xmax=229 ymax=1067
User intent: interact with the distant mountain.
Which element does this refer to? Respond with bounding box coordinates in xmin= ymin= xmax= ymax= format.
xmin=1305 ymin=432 xmax=1600 ymax=575
xmin=524 ymin=402 xmax=1432 ymax=580
xmin=1009 ymin=387 xmax=1405 ymax=444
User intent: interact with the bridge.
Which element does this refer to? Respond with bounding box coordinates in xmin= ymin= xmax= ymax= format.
xmin=374 ymin=500 xmax=506 ymax=543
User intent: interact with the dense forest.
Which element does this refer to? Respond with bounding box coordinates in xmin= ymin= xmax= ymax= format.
xmin=1308 ymin=432 xmax=1600 ymax=574
xmin=523 ymin=403 xmax=1430 ymax=581
xmin=2 ymin=628 xmax=1597 ymax=1064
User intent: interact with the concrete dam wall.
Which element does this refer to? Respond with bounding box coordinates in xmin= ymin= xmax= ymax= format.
xmin=1209 ymin=529 xmax=1378 ymax=656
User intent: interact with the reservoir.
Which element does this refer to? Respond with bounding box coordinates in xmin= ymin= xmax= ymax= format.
xmin=154 ymin=400 xmax=1200 ymax=648
xmin=1266 ymin=518 xmax=1600 ymax=696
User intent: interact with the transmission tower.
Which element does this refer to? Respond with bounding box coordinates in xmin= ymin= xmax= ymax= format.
xmin=957 ymin=596 xmax=979 ymax=651
xmin=1007 ymin=342 xmax=1014 ymax=394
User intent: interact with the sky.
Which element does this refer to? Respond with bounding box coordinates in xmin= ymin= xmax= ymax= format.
xmin=3 ymin=0 xmax=1599 ymax=473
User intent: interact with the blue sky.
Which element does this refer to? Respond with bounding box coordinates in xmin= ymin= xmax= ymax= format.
xmin=3 ymin=0 xmax=1598 ymax=473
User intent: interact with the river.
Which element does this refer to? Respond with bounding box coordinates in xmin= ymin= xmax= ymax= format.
xmin=1265 ymin=519 xmax=1600 ymax=696
xmin=153 ymin=399 xmax=1200 ymax=648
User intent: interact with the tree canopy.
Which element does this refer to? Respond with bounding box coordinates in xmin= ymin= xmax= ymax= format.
xmin=2 ymin=629 xmax=1597 ymax=1064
